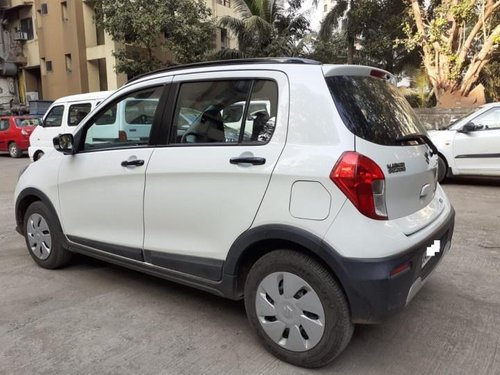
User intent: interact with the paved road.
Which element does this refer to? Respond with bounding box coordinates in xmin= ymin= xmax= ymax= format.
xmin=0 ymin=154 xmax=499 ymax=374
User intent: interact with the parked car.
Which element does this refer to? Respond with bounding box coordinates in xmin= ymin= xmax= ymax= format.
xmin=0 ymin=116 xmax=42 ymax=158
xmin=15 ymin=58 xmax=455 ymax=368
xmin=28 ymin=91 xmax=113 ymax=161
xmin=428 ymin=102 xmax=500 ymax=182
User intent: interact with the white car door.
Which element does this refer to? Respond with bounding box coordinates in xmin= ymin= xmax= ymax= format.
xmin=58 ymin=82 xmax=169 ymax=259
xmin=453 ymin=107 xmax=500 ymax=176
xmin=143 ymin=71 xmax=288 ymax=278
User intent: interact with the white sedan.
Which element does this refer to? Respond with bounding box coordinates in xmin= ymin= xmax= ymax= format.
xmin=428 ymin=103 xmax=500 ymax=182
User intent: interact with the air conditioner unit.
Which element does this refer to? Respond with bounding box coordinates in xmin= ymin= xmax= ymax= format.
xmin=26 ymin=91 xmax=39 ymax=101
xmin=14 ymin=31 xmax=28 ymax=41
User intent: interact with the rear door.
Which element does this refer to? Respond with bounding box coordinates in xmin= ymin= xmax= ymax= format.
xmin=325 ymin=69 xmax=439 ymax=223
xmin=453 ymin=107 xmax=500 ymax=176
xmin=143 ymin=71 xmax=288 ymax=273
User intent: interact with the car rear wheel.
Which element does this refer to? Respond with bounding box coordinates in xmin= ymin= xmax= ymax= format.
xmin=24 ymin=201 xmax=72 ymax=269
xmin=244 ymin=250 xmax=353 ymax=368
xmin=8 ymin=142 xmax=21 ymax=158
xmin=437 ymin=155 xmax=447 ymax=183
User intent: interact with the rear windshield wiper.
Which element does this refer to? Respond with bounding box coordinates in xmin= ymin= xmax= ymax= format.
xmin=395 ymin=133 xmax=438 ymax=156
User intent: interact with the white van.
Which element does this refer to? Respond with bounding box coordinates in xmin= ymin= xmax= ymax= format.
xmin=28 ymin=91 xmax=113 ymax=161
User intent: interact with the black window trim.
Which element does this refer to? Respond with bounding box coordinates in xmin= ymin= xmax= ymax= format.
xmin=162 ymin=77 xmax=279 ymax=148
xmin=73 ymin=83 xmax=170 ymax=154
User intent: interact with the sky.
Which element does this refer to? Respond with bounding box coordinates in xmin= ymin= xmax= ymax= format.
xmin=301 ymin=0 xmax=322 ymax=31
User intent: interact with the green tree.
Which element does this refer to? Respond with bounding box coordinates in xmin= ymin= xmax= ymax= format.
xmin=95 ymin=0 xmax=216 ymax=78
xmin=218 ymin=0 xmax=311 ymax=57
xmin=402 ymin=0 xmax=500 ymax=106
xmin=319 ymin=0 xmax=418 ymax=71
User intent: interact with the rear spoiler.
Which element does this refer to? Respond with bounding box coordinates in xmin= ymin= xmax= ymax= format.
xmin=322 ymin=65 xmax=396 ymax=86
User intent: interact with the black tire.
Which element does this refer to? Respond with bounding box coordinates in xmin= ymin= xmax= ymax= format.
xmin=8 ymin=142 xmax=22 ymax=158
xmin=437 ymin=155 xmax=447 ymax=183
xmin=23 ymin=201 xmax=72 ymax=269
xmin=34 ymin=151 xmax=44 ymax=161
xmin=244 ymin=250 xmax=353 ymax=368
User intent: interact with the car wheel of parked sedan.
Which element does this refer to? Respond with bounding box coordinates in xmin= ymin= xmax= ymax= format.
xmin=24 ymin=201 xmax=72 ymax=269
xmin=34 ymin=151 xmax=44 ymax=161
xmin=244 ymin=250 xmax=353 ymax=368
xmin=8 ymin=142 xmax=21 ymax=158
xmin=437 ymin=155 xmax=448 ymax=183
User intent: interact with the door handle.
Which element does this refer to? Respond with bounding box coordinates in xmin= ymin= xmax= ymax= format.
xmin=121 ymin=159 xmax=145 ymax=167
xmin=230 ymin=156 xmax=266 ymax=165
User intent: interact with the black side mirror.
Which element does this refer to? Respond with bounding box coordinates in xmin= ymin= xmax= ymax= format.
xmin=53 ymin=134 xmax=74 ymax=154
xmin=458 ymin=122 xmax=482 ymax=134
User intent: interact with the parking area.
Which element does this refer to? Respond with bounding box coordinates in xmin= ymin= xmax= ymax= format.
xmin=1 ymin=154 xmax=499 ymax=374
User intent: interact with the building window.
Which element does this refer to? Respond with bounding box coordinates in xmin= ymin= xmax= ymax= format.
xmin=324 ymin=4 xmax=327 ymax=12
xmin=40 ymin=3 xmax=48 ymax=14
xmin=216 ymin=0 xmax=231 ymax=6
xmin=20 ymin=18 xmax=34 ymax=40
xmin=46 ymin=60 xmax=53 ymax=72
xmin=65 ymin=54 xmax=72 ymax=72
xmin=220 ymin=28 xmax=229 ymax=50
xmin=61 ymin=1 xmax=68 ymax=21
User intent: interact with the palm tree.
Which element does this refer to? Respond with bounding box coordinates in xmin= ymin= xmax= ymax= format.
xmin=318 ymin=0 xmax=356 ymax=64
xmin=218 ymin=0 xmax=311 ymax=58
xmin=219 ymin=0 xmax=282 ymax=57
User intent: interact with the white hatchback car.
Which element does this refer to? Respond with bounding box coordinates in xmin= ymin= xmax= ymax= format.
xmin=428 ymin=103 xmax=500 ymax=182
xmin=15 ymin=58 xmax=455 ymax=368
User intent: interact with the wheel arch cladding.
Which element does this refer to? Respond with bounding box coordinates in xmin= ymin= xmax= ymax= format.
xmin=224 ymin=225 xmax=353 ymax=308
xmin=15 ymin=188 xmax=60 ymax=236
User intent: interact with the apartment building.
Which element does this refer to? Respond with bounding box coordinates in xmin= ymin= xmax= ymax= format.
xmin=0 ymin=0 xmax=239 ymax=107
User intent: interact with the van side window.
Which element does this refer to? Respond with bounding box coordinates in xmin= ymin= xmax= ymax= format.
xmin=82 ymin=86 xmax=163 ymax=151
xmin=44 ymin=105 xmax=64 ymax=127
xmin=171 ymin=79 xmax=278 ymax=144
xmin=68 ymin=103 xmax=92 ymax=126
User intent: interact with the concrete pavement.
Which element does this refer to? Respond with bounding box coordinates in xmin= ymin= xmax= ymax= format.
xmin=0 ymin=154 xmax=499 ymax=374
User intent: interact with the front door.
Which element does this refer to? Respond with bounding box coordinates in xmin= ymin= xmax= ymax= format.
xmin=453 ymin=107 xmax=500 ymax=176
xmin=143 ymin=71 xmax=288 ymax=276
xmin=57 ymin=83 xmax=169 ymax=260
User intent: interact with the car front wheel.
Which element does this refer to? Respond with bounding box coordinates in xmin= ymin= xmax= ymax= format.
xmin=437 ymin=155 xmax=447 ymax=183
xmin=244 ymin=250 xmax=353 ymax=368
xmin=24 ymin=201 xmax=72 ymax=269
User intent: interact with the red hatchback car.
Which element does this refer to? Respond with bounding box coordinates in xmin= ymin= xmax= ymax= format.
xmin=0 ymin=116 xmax=42 ymax=158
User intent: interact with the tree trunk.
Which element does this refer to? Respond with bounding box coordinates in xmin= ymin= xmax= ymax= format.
xmin=346 ymin=35 xmax=354 ymax=64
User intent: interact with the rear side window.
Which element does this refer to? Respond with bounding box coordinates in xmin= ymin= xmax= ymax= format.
xmin=15 ymin=118 xmax=42 ymax=127
xmin=171 ymin=79 xmax=278 ymax=144
xmin=44 ymin=105 xmax=64 ymax=127
xmin=68 ymin=103 xmax=92 ymax=126
xmin=0 ymin=119 xmax=9 ymax=131
xmin=326 ymin=76 xmax=427 ymax=146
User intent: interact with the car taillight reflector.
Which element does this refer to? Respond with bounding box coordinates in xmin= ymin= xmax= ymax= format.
xmin=330 ymin=151 xmax=388 ymax=220
xmin=390 ymin=261 xmax=412 ymax=277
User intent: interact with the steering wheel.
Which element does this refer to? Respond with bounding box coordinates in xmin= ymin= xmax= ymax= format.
xmin=181 ymin=130 xmax=199 ymax=143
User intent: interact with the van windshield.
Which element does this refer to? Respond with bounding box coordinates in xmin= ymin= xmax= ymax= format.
xmin=326 ymin=76 xmax=427 ymax=146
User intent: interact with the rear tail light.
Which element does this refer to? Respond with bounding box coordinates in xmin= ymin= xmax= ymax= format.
xmin=21 ymin=129 xmax=29 ymax=136
xmin=330 ymin=151 xmax=388 ymax=220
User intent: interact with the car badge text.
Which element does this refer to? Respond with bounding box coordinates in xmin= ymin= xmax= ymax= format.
xmin=387 ymin=162 xmax=406 ymax=174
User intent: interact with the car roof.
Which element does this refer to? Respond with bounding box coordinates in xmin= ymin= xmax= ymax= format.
xmin=128 ymin=58 xmax=321 ymax=84
xmin=52 ymin=90 xmax=114 ymax=104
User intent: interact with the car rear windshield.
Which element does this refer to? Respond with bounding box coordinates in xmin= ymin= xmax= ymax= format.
xmin=326 ymin=76 xmax=427 ymax=146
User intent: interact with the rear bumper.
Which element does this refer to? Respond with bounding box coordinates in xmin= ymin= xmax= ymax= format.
xmin=341 ymin=206 xmax=455 ymax=323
